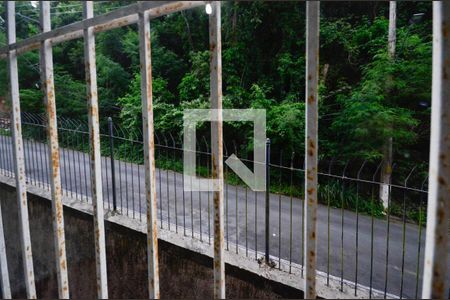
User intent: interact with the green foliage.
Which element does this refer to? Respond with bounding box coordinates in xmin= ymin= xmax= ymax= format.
xmin=96 ymin=54 xmax=130 ymax=116
xmin=276 ymin=52 xmax=305 ymax=101
xmin=118 ymin=73 xmax=177 ymax=137
xmin=0 ymin=1 xmax=433 ymax=214
xmin=178 ymin=51 xmax=210 ymax=103
xmin=318 ymin=180 xmax=385 ymax=218
xmin=267 ymin=102 xmax=305 ymax=154
xmin=19 ymin=89 xmax=43 ymax=113
xmin=120 ymin=29 xmax=140 ymax=71
xmin=329 ymin=20 xmax=431 ymax=161
xmin=54 ymin=72 xmax=87 ymax=119
xmin=331 ymin=95 xmax=418 ymax=160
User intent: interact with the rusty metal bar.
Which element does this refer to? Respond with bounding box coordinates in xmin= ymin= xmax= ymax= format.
xmin=82 ymin=2 xmax=109 ymax=298
xmin=0 ymin=2 xmax=205 ymax=60
xmin=422 ymin=1 xmax=449 ymax=299
xmin=138 ymin=3 xmax=160 ymax=298
xmin=304 ymin=1 xmax=320 ymax=299
xmin=209 ymin=2 xmax=225 ymax=298
xmin=38 ymin=1 xmax=70 ymax=298
xmin=6 ymin=2 xmax=37 ymax=298
xmin=0 ymin=194 xmax=11 ymax=299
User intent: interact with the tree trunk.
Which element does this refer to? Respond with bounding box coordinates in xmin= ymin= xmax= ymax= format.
xmin=379 ymin=1 xmax=396 ymax=210
xmin=181 ymin=11 xmax=194 ymax=52
xmin=232 ymin=1 xmax=238 ymax=44
xmin=380 ymin=137 xmax=393 ymax=209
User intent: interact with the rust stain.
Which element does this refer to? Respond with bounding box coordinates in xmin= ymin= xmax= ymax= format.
xmin=60 ymin=259 xmax=66 ymax=270
xmin=432 ymin=277 xmax=444 ymax=296
xmin=153 ymin=2 xmax=184 ymax=16
xmin=51 ymin=150 xmax=59 ymax=169
xmin=57 ymin=208 xmax=63 ymax=221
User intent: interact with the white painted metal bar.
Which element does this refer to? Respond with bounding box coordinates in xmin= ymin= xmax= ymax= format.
xmin=38 ymin=1 xmax=70 ymax=298
xmin=0 ymin=194 xmax=11 ymax=299
xmin=6 ymin=1 xmax=37 ymax=298
xmin=209 ymin=2 xmax=225 ymax=298
xmin=0 ymin=1 xmax=206 ymax=59
xmin=138 ymin=2 xmax=160 ymax=298
xmin=82 ymin=1 xmax=109 ymax=298
xmin=422 ymin=1 xmax=450 ymax=299
xmin=304 ymin=1 xmax=320 ymax=299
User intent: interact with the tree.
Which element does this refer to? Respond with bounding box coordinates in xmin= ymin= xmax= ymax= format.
xmin=118 ymin=73 xmax=176 ymax=138
xmin=0 ymin=0 xmax=433 ymax=185
xmin=330 ymin=18 xmax=431 ymax=167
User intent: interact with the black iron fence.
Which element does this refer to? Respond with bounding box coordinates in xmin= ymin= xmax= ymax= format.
xmin=0 ymin=112 xmax=436 ymax=299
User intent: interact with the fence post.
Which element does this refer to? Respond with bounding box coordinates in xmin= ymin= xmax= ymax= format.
xmin=265 ymin=138 xmax=271 ymax=264
xmin=108 ymin=117 xmax=118 ymax=211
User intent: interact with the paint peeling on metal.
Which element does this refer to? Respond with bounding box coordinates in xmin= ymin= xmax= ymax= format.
xmin=0 ymin=181 xmax=11 ymax=298
xmin=421 ymin=2 xmax=449 ymax=299
xmin=138 ymin=4 xmax=160 ymax=298
xmin=304 ymin=1 xmax=320 ymax=299
xmin=0 ymin=2 xmax=206 ymax=60
xmin=82 ymin=2 xmax=109 ymax=298
xmin=6 ymin=1 xmax=37 ymax=298
xmin=39 ymin=1 xmax=70 ymax=298
xmin=209 ymin=2 xmax=226 ymax=298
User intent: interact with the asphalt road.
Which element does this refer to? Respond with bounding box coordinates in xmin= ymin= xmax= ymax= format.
xmin=1 ymin=134 xmax=447 ymax=298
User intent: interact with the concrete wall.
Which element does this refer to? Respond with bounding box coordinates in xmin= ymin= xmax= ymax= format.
xmin=0 ymin=181 xmax=303 ymax=298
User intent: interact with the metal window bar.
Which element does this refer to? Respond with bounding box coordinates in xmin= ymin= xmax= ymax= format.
xmin=209 ymin=2 xmax=225 ymax=298
xmin=82 ymin=1 xmax=108 ymax=298
xmin=0 ymin=178 xmax=11 ymax=299
xmin=138 ymin=2 xmax=160 ymax=297
xmin=39 ymin=2 xmax=70 ymax=298
xmin=5 ymin=2 xmax=36 ymax=298
xmin=0 ymin=109 xmax=438 ymax=299
xmin=0 ymin=2 xmax=206 ymax=59
xmin=1 ymin=1 xmax=206 ymax=299
xmin=304 ymin=1 xmax=320 ymax=298
xmin=421 ymin=1 xmax=449 ymax=299
xmin=0 ymin=1 xmax=448 ymax=299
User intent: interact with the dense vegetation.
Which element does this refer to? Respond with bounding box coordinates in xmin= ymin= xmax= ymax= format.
xmin=0 ymin=1 xmax=432 ymax=185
